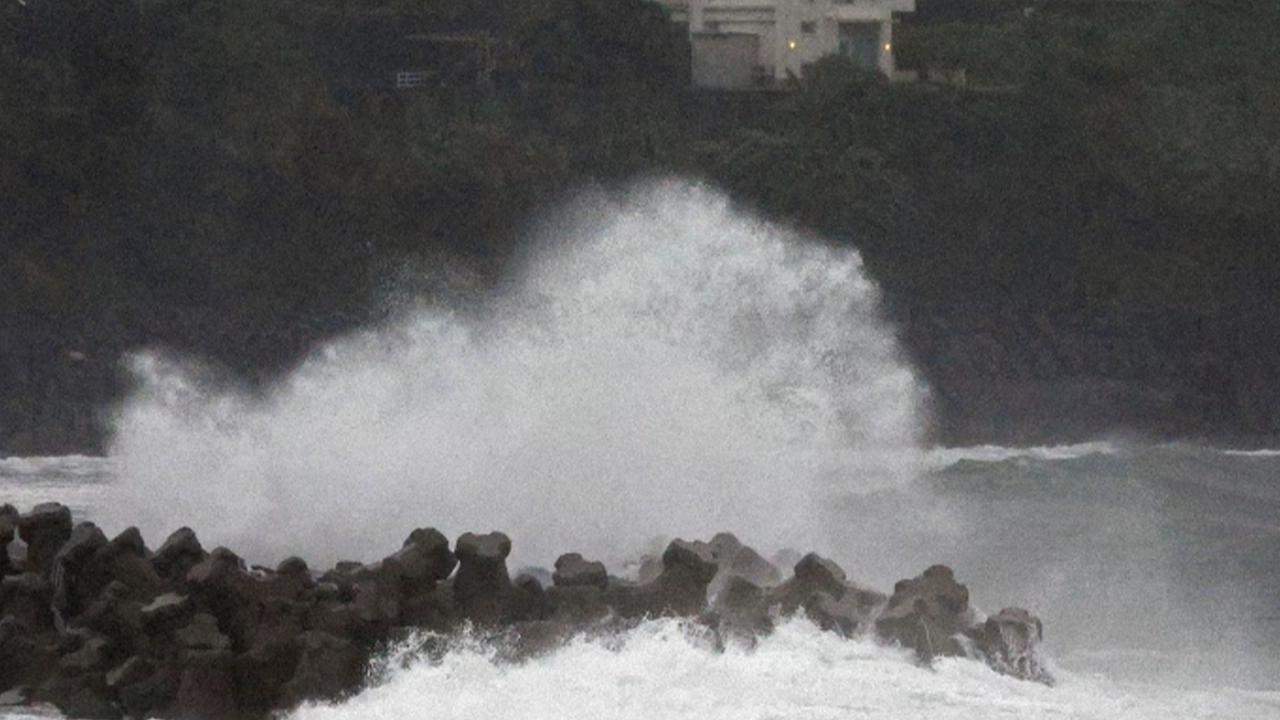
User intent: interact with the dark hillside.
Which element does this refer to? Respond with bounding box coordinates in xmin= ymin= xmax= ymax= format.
xmin=1 ymin=0 xmax=1277 ymax=453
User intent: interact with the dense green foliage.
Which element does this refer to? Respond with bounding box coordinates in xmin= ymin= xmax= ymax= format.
xmin=2 ymin=0 xmax=1278 ymax=451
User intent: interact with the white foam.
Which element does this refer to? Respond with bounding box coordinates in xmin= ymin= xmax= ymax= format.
xmin=0 ymin=709 xmax=62 ymax=720
xmin=0 ymin=455 xmax=114 ymax=479
xmin=924 ymin=442 xmax=1118 ymax=469
xmin=103 ymin=180 xmax=927 ymax=567
xmin=289 ymin=619 xmax=1280 ymax=720
xmin=1222 ymin=448 xmax=1280 ymax=458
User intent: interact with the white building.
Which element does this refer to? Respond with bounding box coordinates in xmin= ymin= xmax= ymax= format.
xmin=659 ymin=0 xmax=915 ymax=89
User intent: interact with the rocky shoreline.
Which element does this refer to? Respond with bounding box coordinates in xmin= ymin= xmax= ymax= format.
xmin=2 ymin=501 xmax=1052 ymax=719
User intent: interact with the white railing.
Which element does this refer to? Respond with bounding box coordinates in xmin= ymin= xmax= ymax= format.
xmin=830 ymin=0 xmax=914 ymax=15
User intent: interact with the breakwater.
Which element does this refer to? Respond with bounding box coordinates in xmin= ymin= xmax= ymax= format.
xmin=1 ymin=501 xmax=1049 ymax=719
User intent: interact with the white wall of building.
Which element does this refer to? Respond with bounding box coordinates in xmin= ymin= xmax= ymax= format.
xmin=661 ymin=0 xmax=914 ymax=87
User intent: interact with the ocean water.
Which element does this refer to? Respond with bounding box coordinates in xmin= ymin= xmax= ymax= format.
xmin=3 ymin=444 xmax=1280 ymax=719
xmin=0 ymin=456 xmax=112 ymax=519
xmin=3 ymin=181 xmax=1278 ymax=717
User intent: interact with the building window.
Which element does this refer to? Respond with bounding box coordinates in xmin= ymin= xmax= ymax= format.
xmin=396 ymin=71 xmax=429 ymax=89
xmin=838 ymin=22 xmax=882 ymax=69
xmin=704 ymin=20 xmax=720 ymax=32
xmin=800 ymin=21 xmax=816 ymax=34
